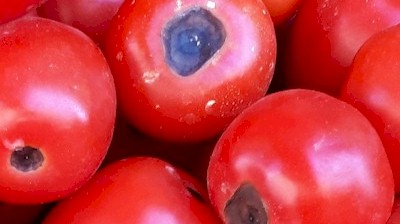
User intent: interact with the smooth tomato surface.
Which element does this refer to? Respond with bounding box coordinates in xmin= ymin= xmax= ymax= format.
xmin=284 ymin=0 xmax=400 ymax=95
xmin=0 ymin=0 xmax=44 ymax=24
xmin=207 ymin=89 xmax=394 ymax=223
xmin=37 ymin=0 xmax=124 ymax=44
xmin=340 ymin=24 xmax=400 ymax=192
xmin=104 ymin=0 xmax=276 ymax=142
xmin=262 ymin=0 xmax=303 ymax=25
xmin=43 ymin=157 xmax=222 ymax=224
xmin=0 ymin=17 xmax=116 ymax=204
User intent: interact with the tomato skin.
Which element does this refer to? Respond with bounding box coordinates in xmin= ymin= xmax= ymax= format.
xmin=104 ymin=0 xmax=276 ymax=142
xmin=261 ymin=0 xmax=303 ymax=25
xmin=43 ymin=157 xmax=222 ymax=224
xmin=37 ymin=0 xmax=124 ymax=44
xmin=0 ymin=0 xmax=44 ymax=24
xmin=284 ymin=0 xmax=400 ymax=96
xmin=340 ymin=24 xmax=400 ymax=193
xmin=207 ymin=89 xmax=394 ymax=223
xmin=387 ymin=196 xmax=400 ymax=224
xmin=0 ymin=17 xmax=116 ymax=204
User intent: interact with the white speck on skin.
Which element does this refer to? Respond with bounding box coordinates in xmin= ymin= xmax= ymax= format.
xmin=142 ymin=71 xmax=160 ymax=84
xmin=205 ymin=100 xmax=216 ymax=113
xmin=206 ymin=1 xmax=216 ymax=9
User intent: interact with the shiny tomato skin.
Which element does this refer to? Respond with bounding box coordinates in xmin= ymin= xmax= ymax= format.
xmin=37 ymin=0 xmax=124 ymax=44
xmin=0 ymin=17 xmax=116 ymax=204
xmin=0 ymin=0 xmax=44 ymax=24
xmin=284 ymin=0 xmax=400 ymax=96
xmin=104 ymin=0 xmax=276 ymax=143
xmin=340 ymin=24 xmax=400 ymax=193
xmin=207 ymin=89 xmax=394 ymax=223
xmin=43 ymin=157 xmax=222 ymax=224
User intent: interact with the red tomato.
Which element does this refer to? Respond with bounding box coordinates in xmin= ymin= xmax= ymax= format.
xmin=37 ymin=0 xmax=124 ymax=44
xmin=42 ymin=157 xmax=222 ymax=224
xmin=104 ymin=0 xmax=276 ymax=142
xmin=340 ymin=24 xmax=400 ymax=193
xmin=0 ymin=17 xmax=116 ymax=204
xmin=207 ymin=89 xmax=394 ymax=223
xmin=0 ymin=0 xmax=44 ymax=24
xmin=261 ymin=0 xmax=303 ymax=26
xmin=284 ymin=0 xmax=400 ymax=96
xmin=387 ymin=196 xmax=400 ymax=224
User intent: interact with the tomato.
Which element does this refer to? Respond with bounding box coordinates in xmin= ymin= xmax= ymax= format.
xmin=340 ymin=24 xmax=400 ymax=193
xmin=37 ymin=0 xmax=124 ymax=44
xmin=207 ymin=89 xmax=394 ymax=223
xmin=283 ymin=0 xmax=400 ymax=96
xmin=261 ymin=0 xmax=303 ymax=26
xmin=42 ymin=157 xmax=222 ymax=224
xmin=387 ymin=196 xmax=400 ymax=224
xmin=104 ymin=0 xmax=276 ymax=142
xmin=0 ymin=0 xmax=44 ymax=24
xmin=0 ymin=17 xmax=116 ymax=204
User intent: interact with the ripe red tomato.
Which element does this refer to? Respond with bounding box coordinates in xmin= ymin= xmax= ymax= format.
xmin=207 ymin=89 xmax=394 ymax=223
xmin=43 ymin=157 xmax=222 ymax=224
xmin=0 ymin=0 xmax=44 ymax=24
xmin=284 ymin=0 xmax=400 ymax=96
xmin=261 ymin=0 xmax=303 ymax=26
xmin=104 ymin=0 xmax=276 ymax=142
xmin=340 ymin=24 xmax=400 ymax=193
xmin=37 ymin=0 xmax=124 ymax=44
xmin=0 ymin=17 xmax=116 ymax=204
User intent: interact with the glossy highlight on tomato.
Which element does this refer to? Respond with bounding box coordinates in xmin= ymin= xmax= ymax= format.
xmin=207 ymin=89 xmax=394 ymax=223
xmin=104 ymin=0 xmax=276 ymax=142
xmin=0 ymin=17 xmax=117 ymax=204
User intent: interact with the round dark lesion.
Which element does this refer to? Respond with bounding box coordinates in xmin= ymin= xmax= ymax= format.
xmin=10 ymin=146 xmax=44 ymax=172
xmin=162 ymin=6 xmax=226 ymax=76
xmin=224 ymin=183 xmax=268 ymax=224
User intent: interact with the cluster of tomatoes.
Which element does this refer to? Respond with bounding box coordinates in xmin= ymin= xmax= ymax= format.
xmin=1 ymin=0 xmax=400 ymax=223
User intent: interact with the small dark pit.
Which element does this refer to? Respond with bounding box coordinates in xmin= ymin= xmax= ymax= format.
xmin=10 ymin=146 xmax=44 ymax=172
xmin=224 ymin=183 xmax=268 ymax=224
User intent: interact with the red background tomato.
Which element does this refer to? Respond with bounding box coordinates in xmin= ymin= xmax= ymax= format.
xmin=340 ymin=24 xmax=400 ymax=193
xmin=37 ymin=0 xmax=124 ymax=44
xmin=0 ymin=0 xmax=44 ymax=24
xmin=283 ymin=0 xmax=400 ymax=95
xmin=262 ymin=0 xmax=303 ymax=25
